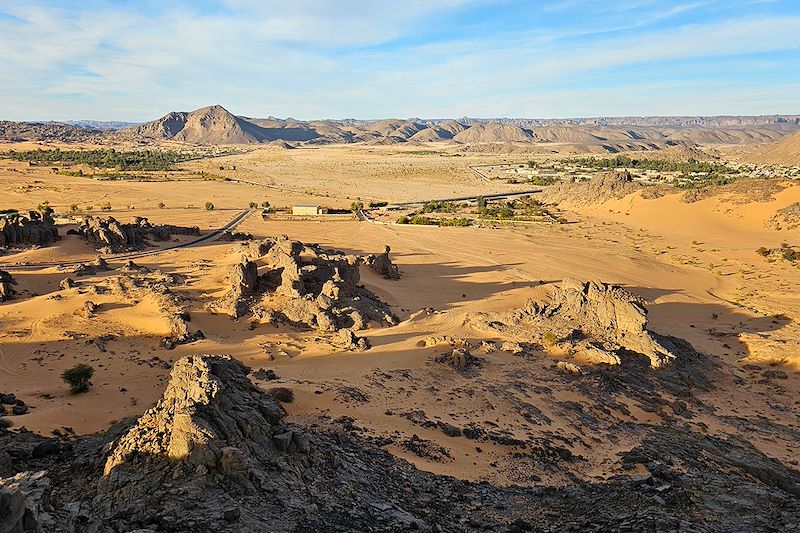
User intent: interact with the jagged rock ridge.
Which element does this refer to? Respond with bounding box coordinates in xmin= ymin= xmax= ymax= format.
xmin=0 ymin=209 xmax=59 ymax=249
xmin=103 ymin=355 xmax=285 ymax=476
xmin=473 ymin=279 xmax=678 ymax=368
xmin=542 ymin=279 xmax=677 ymax=367
xmin=215 ymin=236 xmax=398 ymax=331
xmin=72 ymin=215 xmax=199 ymax=253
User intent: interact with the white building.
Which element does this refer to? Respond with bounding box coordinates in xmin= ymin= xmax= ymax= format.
xmin=292 ymin=205 xmax=327 ymax=215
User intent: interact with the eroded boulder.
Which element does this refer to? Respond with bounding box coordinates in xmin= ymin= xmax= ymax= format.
xmin=216 ymin=235 xmax=397 ymax=332
xmin=366 ymin=245 xmax=400 ymax=279
xmin=0 ymin=270 xmax=16 ymax=302
xmin=104 ymin=355 xmax=285 ymax=479
xmin=76 ymin=216 xmax=199 ymax=253
xmin=0 ymin=470 xmax=50 ymax=533
xmin=542 ymin=279 xmax=676 ymax=367
xmin=0 ymin=209 xmax=59 ymax=250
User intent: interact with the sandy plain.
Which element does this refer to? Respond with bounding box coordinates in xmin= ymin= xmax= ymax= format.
xmin=1 ymin=141 xmax=798 ymax=487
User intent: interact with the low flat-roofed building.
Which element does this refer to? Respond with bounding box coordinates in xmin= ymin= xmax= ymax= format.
xmin=292 ymin=205 xmax=327 ymax=215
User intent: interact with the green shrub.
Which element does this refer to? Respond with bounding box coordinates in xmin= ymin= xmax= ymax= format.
xmin=61 ymin=364 xmax=94 ymax=394
xmin=542 ymin=331 xmax=558 ymax=347
xmin=205 ymin=202 xmax=215 ymax=210
xmin=421 ymin=201 xmax=457 ymax=213
xmin=439 ymin=217 xmax=472 ymax=227
xmin=407 ymin=215 xmax=439 ymax=225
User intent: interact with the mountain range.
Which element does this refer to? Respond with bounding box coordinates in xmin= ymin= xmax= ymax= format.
xmin=2 ymin=105 xmax=799 ymax=153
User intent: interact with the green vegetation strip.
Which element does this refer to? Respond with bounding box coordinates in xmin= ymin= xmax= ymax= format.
xmin=1 ymin=148 xmax=198 ymax=171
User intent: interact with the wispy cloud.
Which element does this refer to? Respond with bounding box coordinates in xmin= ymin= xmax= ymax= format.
xmin=0 ymin=0 xmax=797 ymax=120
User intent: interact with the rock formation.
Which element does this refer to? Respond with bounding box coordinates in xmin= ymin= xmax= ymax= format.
xmin=215 ymin=261 xmax=259 ymax=318
xmin=0 ymin=270 xmax=15 ymax=301
xmin=541 ymin=279 xmax=677 ymax=367
xmin=335 ymin=329 xmax=370 ymax=351
xmin=0 ymin=210 xmax=59 ymax=249
xmin=103 ymin=355 xmax=285 ymax=477
xmin=0 ymin=351 xmax=797 ymax=531
xmin=58 ymin=277 xmax=76 ymax=290
xmin=366 ymin=245 xmax=400 ymax=279
xmin=0 ymin=471 xmax=50 ymax=533
xmin=219 ymin=236 xmax=397 ymax=331
xmin=74 ymin=215 xmax=199 ymax=253
xmin=434 ymin=348 xmax=478 ymax=371
xmin=473 ymin=279 xmax=678 ymax=368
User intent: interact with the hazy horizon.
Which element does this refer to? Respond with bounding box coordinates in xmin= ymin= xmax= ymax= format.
xmin=1 ymin=0 xmax=799 ymax=121
xmin=12 ymin=107 xmax=800 ymax=125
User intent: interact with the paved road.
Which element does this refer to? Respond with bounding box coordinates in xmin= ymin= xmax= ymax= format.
xmin=0 ymin=208 xmax=255 ymax=271
xmin=389 ymin=188 xmax=542 ymax=208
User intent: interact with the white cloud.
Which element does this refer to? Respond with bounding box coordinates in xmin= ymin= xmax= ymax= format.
xmin=0 ymin=0 xmax=797 ymax=120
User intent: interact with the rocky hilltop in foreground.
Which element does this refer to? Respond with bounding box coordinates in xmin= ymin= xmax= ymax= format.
xmin=1 ymin=350 xmax=798 ymax=532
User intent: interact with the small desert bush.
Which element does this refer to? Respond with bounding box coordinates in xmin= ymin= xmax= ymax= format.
xmin=439 ymin=217 xmax=472 ymax=227
xmin=61 ymin=363 xmax=94 ymax=394
xmin=268 ymin=387 xmax=294 ymax=403
xmin=205 ymin=202 xmax=215 ymax=210
xmin=542 ymin=331 xmax=558 ymax=347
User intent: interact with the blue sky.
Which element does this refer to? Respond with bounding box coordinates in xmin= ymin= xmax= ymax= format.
xmin=0 ymin=0 xmax=799 ymax=121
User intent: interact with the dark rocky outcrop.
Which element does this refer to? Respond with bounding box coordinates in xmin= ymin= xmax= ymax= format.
xmin=0 ymin=353 xmax=797 ymax=532
xmin=75 ymin=216 xmax=199 ymax=253
xmin=0 ymin=270 xmax=16 ymax=301
xmin=0 ymin=470 xmax=50 ymax=533
xmin=0 ymin=210 xmax=59 ymax=249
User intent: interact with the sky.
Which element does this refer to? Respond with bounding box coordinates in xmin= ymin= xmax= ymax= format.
xmin=1 ymin=0 xmax=799 ymax=121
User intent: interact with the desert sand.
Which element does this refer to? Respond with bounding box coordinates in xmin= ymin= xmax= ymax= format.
xmin=2 ymin=140 xmax=798 ymax=491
